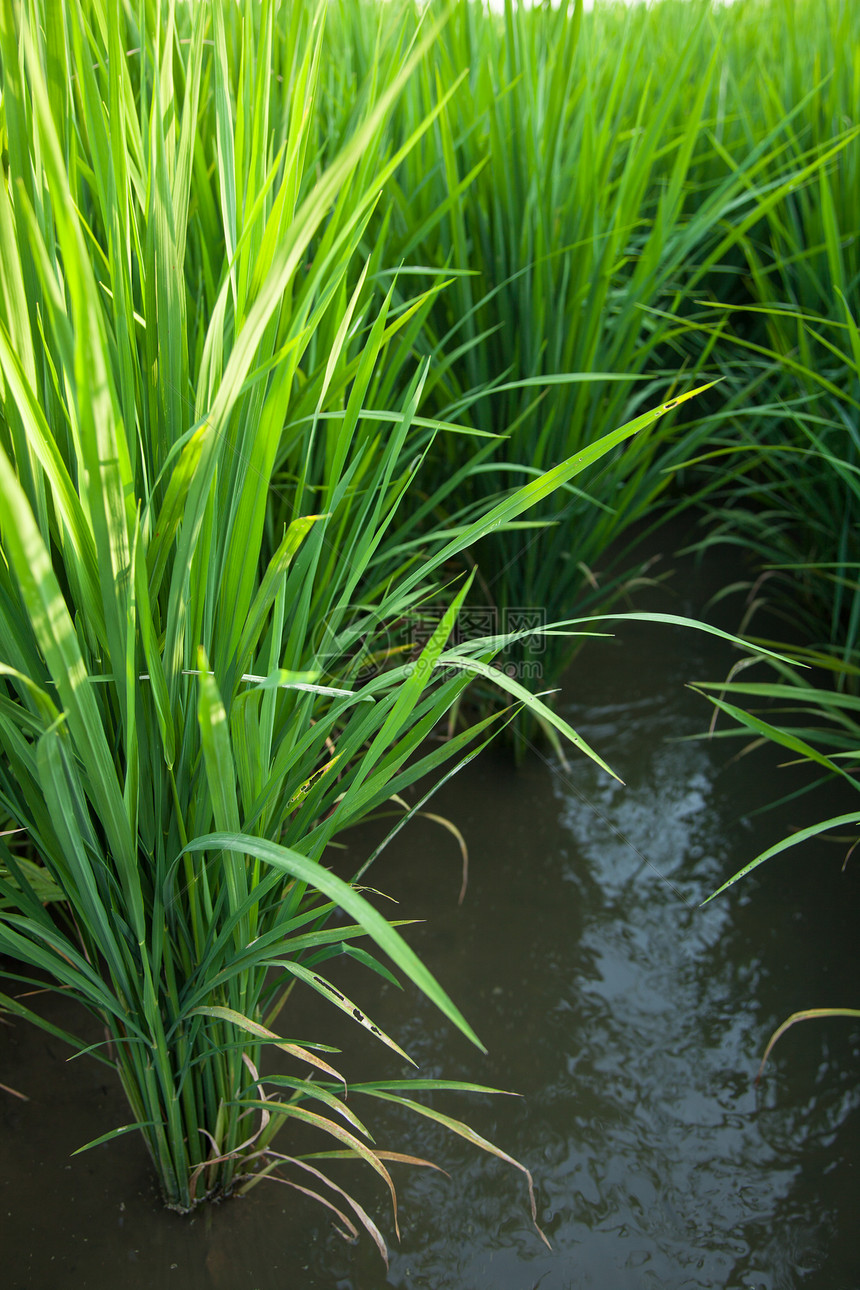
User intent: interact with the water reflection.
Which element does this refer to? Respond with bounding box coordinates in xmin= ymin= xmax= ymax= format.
xmin=356 ymin=616 xmax=860 ymax=1290
xmin=4 ymin=602 xmax=859 ymax=1289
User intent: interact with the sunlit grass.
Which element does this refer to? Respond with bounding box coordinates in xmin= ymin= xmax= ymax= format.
xmin=0 ymin=0 xmax=857 ymax=1255
xmin=316 ymin=0 xmax=858 ymax=725
xmin=0 ymin=0 xmax=707 ymax=1251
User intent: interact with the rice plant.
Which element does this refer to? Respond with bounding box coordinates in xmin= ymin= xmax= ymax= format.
xmin=2 ymin=0 xmax=856 ymax=1253
xmin=692 ymin=648 xmax=860 ymax=1081
xmin=676 ymin=0 xmax=860 ymax=659
xmin=0 ymin=0 xmax=714 ymax=1250
xmin=314 ymin=0 xmax=855 ymax=713
xmin=686 ymin=293 xmax=860 ymax=670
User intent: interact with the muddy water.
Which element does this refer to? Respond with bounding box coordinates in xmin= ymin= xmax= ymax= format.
xmin=3 ymin=556 xmax=859 ymax=1289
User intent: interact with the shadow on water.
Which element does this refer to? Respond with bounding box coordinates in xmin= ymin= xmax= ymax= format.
xmin=3 ymin=542 xmax=859 ymax=1289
